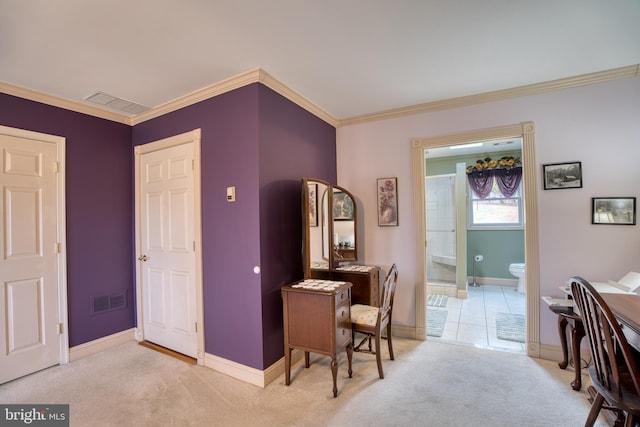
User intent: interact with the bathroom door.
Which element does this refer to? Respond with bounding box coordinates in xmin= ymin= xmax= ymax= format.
xmin=425 ymin=174 xmax=456 ymax=284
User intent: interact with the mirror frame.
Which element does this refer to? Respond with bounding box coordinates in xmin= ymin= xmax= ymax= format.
xmin=302 ymin=178 xmax=358 ymax=278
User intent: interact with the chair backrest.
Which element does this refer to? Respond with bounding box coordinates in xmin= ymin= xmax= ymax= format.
xmin=380 ymin=264 xmax=398 ymax=316
xmin=570 ymin=276 xmax=640 ymax=399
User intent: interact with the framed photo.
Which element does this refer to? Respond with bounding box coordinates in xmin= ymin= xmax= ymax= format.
xmin=592 ymin=197 xmax=636 ymax=225
xmin=308 ymin=183 xmax=318 ymax=227
xmin=332 ymin=191 xmax=354 ymax=220
xmin=543 ymin=161 xmax=582 ymax=190
xmin=377 ymin=177 xmax=398 ymax=226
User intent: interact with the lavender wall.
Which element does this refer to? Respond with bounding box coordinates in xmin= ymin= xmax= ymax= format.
xmin=257 ymin=85 xmax=336 ymax=366
xmin=132 ymin=83 xmax=336 ymax=369
xmin=0 ymin=93 xmax=134 ymax=347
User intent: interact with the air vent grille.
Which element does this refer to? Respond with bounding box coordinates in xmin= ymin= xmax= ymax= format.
xmin=91 ymin=290 xmax=128 ymax=315
xmin=84 ymin=92 xmax=150 ymax=115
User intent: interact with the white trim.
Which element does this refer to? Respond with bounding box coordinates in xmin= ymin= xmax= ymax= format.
xmin=2 ymin=65 xmax=637 ymax=128
xmin=0 ymin=125 xmax=69 ymax=365
xmin=204 ymin=350 xmax=304 ymax=388
xmin=134 ymin=129 xmax=205 ymax=364
xmin=69 ymin=328 xmax=135 ymax=362
xmin=412 ymin=123 xmax=541 ymax=357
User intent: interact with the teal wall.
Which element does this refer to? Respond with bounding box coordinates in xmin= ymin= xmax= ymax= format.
xmin=426 ymin=149 xmax=524 ymax=280
xmin=467 ymin=230 xmax=524 ymax=279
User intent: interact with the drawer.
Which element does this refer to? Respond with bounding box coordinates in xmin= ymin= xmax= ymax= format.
xmin=336 ymin=303 xmax=351 ymax=348
xmin=335 ymin=289 xmax=349 ymax=307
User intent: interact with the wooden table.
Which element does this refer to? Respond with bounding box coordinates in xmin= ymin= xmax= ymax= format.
xmin=548 ymin=293 xmax=640 ymax=392
xmin=281 ymin=280 xmax=353 ymax=397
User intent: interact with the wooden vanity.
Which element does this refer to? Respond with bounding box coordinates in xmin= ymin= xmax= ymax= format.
xmin=281 ymin=280 xmax=353 ymax=397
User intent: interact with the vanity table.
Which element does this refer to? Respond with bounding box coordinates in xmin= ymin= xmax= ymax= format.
xmin=281 ymin=279 xmax=353 ymax=397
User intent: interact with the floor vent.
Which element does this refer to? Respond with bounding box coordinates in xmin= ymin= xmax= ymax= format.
xmin=91 ymin=290 xmax=128 ymax=315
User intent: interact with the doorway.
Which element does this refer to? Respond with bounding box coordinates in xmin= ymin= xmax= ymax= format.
xmin=134 ymin=129 xmax=204 ymax=363
xmin=425 ymin=142 xmax=526 ymax=353
xmin=0 ymin=125 xmax=68 ymax=384
xmin=412 ymin=122 xmax=541 ymax=357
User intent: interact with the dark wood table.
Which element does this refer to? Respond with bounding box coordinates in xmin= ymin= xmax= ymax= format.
xmin=548 ymin=293 xmax=640 ymax=392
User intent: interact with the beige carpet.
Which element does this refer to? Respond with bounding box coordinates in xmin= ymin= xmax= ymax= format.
xmin=0 ymin=338 xmax=609 ymax=426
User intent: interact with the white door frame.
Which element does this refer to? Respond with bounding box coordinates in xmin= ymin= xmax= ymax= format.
xmin=134 ymin=129 xmax=204 ymax=364
xmin=0 ymin=124 xmax=68 ymax=365
xmin=412 ymin=122 xmax=540 ymax=357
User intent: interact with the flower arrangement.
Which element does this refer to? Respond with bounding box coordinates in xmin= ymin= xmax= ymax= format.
xmin=466 ymin=156 xmax=521 ymax=174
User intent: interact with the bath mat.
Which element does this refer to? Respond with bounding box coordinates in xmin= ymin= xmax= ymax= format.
xmin=427 ymin=294 xmax=448 ymax=307
xmin=495 ymin=313 xmax=525 ymax=343
xmin=427 ymin=309 xmax=447 ymax=338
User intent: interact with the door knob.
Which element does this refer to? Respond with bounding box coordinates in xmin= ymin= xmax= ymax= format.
xmin=138 ymin=255 xmax=149 ymax=262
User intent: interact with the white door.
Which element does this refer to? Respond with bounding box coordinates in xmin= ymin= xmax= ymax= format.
xmin=0 ymin=128 xmax=65 ymax=384
xmin=139 ymin=141 xmax=197 ymax=358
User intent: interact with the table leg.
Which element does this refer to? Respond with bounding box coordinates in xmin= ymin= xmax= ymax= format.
xmin=284 ymin=347 xmax=291 ymax=386
xmin=347 ymin=344 xmax=353 ymax=378
xmin=304 ymin=351 xmax=310 ymax=368
xmin=331 ymin=357 xmax=338 ymax=397
xmin=557 ymin=315 xmax=569 ymax=369
xmin=570 ymin=320 xmax=585 ymax=391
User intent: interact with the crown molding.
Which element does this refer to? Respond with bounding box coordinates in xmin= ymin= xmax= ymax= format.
xmin=0 ymin=81 xmax=131 ymax=125
xmin=3 ymin=64 xmax=637 ymax=129
xmin=338 ymin=64 xmax=640 ymax=127
xmin=257 ymin=69 xmax=338 ymax=127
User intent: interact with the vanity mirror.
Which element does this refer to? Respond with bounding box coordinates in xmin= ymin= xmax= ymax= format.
xmin=302 ymin=178 xmax=357 ymax=276
xmin=302 ymin=178 xmax=380 ymax=306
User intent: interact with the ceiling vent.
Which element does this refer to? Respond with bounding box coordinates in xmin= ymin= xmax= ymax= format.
xmin=84 ymin=91 xmax=150 ymax=114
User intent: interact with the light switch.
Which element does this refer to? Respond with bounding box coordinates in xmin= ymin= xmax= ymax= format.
xmin=227 ymin=186 xmax=236 ymax=202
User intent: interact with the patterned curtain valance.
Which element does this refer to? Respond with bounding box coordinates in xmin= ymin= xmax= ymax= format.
xmin=466 ymin=156 xmax=522 ymax=199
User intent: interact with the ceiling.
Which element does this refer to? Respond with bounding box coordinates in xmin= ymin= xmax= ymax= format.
xmin=1 ymin=1 xmax=639 ymax=122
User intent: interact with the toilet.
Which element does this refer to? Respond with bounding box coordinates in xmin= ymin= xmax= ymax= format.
xmin=509 ymin=263 xmax=526 ymax=294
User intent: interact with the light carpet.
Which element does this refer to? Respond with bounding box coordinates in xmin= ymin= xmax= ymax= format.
xmin=427 ymin=309 xmax=448 ymax=338
xmin=496 ymin=312 xmax=526 ymax=343
xmin=427 ymin=294 xmax=448 ymax=307
xmin=0 ymin=339 xmax=609 ymax=426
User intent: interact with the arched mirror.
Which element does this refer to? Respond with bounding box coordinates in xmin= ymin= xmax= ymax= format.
xmin=302 ymin=178 xmax=358 ymax=278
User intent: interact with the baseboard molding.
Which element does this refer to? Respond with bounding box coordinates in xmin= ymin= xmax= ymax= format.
xmin=538 ymin=343 xmax=563 ymax=363
xmin=204 ymin=349 xmax=304 ymax=388
xmin=468 ymin=277 xmax=517 ymax=287
xmin=391 ymin=324 xmax=416 ymax=339
xmin=69 ymin=328 xmax=136 ymax=362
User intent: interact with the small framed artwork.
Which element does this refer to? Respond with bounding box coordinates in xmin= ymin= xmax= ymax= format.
xmin=377 ymin=177 xmax=398 ymax=226
xmin=592 ymin=197 xmax=636 ymax=225
xmin=308 ymin=183 xmax=318 ymax=227
xmin=543 ymin=161 xmax=582 ymax=190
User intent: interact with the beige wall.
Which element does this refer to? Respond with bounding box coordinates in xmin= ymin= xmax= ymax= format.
xmin=336 ymin=76 xmax=640 ymax=347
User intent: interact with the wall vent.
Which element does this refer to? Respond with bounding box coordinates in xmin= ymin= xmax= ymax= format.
xmin=91 ymin=290 xmax=128 ymax=315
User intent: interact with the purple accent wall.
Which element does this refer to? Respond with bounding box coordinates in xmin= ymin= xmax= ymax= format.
xmin=133 ymin=83 xmax=336 ymax=369
xmin=0 ymin=93 xmax=135 ymax=347
xmin=1 ymin=81 xmax=336 ymax=370
xmin=257 ymin=85 xmax=336 ymax=367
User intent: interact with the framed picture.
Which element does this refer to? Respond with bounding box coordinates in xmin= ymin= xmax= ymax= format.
xmin=543 ymin=161 xmax=582 ymax=190
xmin=377 ymin=177 xmax=398 ymax=226
xmin=592 ymin=197 xmax=636 ymax=225
xmin=332 ymin=191 xmax=354 ymax=220
xmin=542 ymin=162 xmax=582 ymax=190
xmin=308 ymin=183 xmax=318 ymax=227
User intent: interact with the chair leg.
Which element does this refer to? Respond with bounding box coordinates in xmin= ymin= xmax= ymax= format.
xmin=624 ymin=414 xmax=638 ymax=427
xmin=386 ymin=322 xmax=394 ymax=360
xmin=585 ymin=392 xmax=605 ymax=427
xmin=375 ymin=332 xmax=384 ymax=379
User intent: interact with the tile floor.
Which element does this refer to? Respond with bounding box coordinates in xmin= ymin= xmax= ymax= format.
xmin=428 ymin=284 xmax=526 ymax=353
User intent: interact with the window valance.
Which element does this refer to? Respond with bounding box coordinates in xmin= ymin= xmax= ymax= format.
xmin=466 ymin=156 xmax=522 ymax=198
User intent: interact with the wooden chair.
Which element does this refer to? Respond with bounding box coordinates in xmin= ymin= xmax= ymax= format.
xmin=351 ymin=263 xmax=398 ymax=379
xmin=569 ymin=276 xmax=640 ymax=427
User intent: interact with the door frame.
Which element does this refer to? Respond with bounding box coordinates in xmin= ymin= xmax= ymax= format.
xmin=134 ymin=129 xmax=204 ymax=364
xmin=412 ymin=122 xmax=540 ymax=357
xmin=0 ymin=125 xmax=68 ymax=365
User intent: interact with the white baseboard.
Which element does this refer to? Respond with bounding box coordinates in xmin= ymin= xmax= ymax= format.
xmin=69 ymin=328 xmax=135 ymax=362
xmin=204 ymin=349 xmax=304 ymax=388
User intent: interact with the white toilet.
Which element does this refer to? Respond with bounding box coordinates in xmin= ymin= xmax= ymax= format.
xmin=509 ymin=263 xmax=526 ymax=294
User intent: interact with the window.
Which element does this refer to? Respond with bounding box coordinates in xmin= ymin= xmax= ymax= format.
xmin=468 ymin=179 xmax=523 ymax=228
